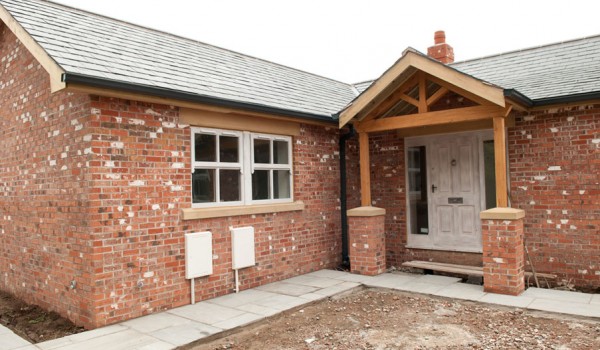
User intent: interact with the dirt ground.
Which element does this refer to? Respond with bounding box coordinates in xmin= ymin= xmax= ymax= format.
xmin=184 ymin=288 xmax=600 ymax=350
xmin=0 ymin=290 xmax=84 ymax=343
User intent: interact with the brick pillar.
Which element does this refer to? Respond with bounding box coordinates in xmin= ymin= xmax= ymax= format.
xmin=347 ymin=206 xmax=386 ymax=276
xmin=480 ymin=208 xmax=526 ymax=296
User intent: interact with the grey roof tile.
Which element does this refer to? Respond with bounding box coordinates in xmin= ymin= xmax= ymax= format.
xmin=0 ymin=0 xmax=355 ymax=118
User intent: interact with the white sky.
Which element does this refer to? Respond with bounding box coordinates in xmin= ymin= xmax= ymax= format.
xmin=52 ymin=0 xmax=600 ymax=84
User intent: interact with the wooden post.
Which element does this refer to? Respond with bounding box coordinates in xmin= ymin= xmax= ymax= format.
xmin=418 ymin=72 xmax=428 ymax=113
xmin=359 ymin=132 xmax=371 ymax=206
xmin=493 ymin=116 xmax=508 ymax=207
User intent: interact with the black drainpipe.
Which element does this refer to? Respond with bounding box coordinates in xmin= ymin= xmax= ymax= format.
xmin=339 ymin=124 xmax=356 ymax=268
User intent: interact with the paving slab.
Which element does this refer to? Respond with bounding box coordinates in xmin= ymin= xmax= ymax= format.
xmin=121 ymin=312 xmax=192 ymax=334
xmin=364 ymin=273 xmax=419 ymax=289
xmin=305 ymin=270 xmax=350 ymax=279
xmin=149 ymin=322 xmax=222 ymax=347
xmin=0 ymin=331 xmax=31 ymax=350
xmin=433 ymin=282 xmax=487 ymax=301
xmin=167 ymin=303 xmax=246 ymax=325
xmin=0 ymin=325 xmax=13 ymax=335
xmin=205 ymin=289 xmax=276 ymax=308
xmin=591 ymin=294 xmax=600 ymax=305
xmin=212 ymin=312 xmax=264 ymax=330
xmin=40 ymin=329 xmax=172 ymax=350
xmin=528 ymin=299 xmax=600 ymax=318
xmin=284 ymin=275 xmax=344 ymax=288
xmin=522 ymin=287 xmax=593 ymax=304
xmin=299 ymin=292 xmax=327 ymax=301
xmin=13 ymin=345 xmax=39 ymax=350
xmin=37 ymin=324 xmax=129 ymax=350
xmin=414 ymin=275 xmax=462 ymax=286
xmin=235 ymin=303 xmax=281 ymax=317
xmin=255 ymin=281 xmax=318 ymax=296
xmin=251 ymin=293 xmax=307 ymax=311
xmin=394 ymin=281 xmax=446 ymax=295
xmin=332 ymin=273 xmax=376 ymax=284
xmin=479 ymin=293 xmax=534 ymax=308
xmin=313 ymin=282 xmax=360 ymax=297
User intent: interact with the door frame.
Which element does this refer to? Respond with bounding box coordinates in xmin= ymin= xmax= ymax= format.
xmin=404 ymin=129 xmax=494 ymax=253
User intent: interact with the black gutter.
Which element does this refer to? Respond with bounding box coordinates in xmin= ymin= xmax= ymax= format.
xmin=339 ymin=124 xmax=356 ymax=268
xmin=504 ymin=89 xmax=600 ymax=108
xmin=61 ymin=73 xmax=338 ymax=124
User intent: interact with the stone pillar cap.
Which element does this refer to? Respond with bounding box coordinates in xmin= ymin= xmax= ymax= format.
xmin=480 ymin=207 xmax=525 ymax=220
xmin=347 ymin=206 xmax=386 ymax=217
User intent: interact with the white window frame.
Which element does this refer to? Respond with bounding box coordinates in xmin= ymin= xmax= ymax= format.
xmin=191 ymin=127 xmax=293 ymax=208
xmin=248 ymin=132 xmax=294 ymax=205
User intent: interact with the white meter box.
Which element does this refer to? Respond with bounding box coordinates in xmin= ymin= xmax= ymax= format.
xmin=231 ymin=226 xmax=255 ymax=269
xmin=185 ymin=231 xmax=213 ymax=279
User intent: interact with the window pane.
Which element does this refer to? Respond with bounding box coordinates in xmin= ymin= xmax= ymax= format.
xmin=408 ymin=146 xmax=428 ymax=235
xmin=192 ymin=169 xmax=215 ymax=203
xmin=219 ymin=135 xmax=238 ymax=163
xmin=484 ymin=140 xmax=496 ymax=209
xmin=219 ymin=169 xmax=241 ymax=202
xmin=252 ymin=170 xmax=270 ymax=200
xmin=273 ymin=170 xmax=290 ymax=199
xmin=195 ymin=134 xmax=216 ymax=162
xmin=273 ymin=140 xmax=289 ymax=164
xmin=254 ymin=139 xmax=270 ymax=164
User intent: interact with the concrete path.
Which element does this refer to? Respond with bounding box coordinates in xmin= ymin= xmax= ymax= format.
xmin=4 ymin=270 xmax=600 ymax=350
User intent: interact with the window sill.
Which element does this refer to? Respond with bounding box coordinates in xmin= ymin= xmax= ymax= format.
xmin=182 ymin=201 xmax=305 ymax=220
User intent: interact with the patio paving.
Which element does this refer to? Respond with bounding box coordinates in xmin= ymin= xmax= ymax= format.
xmin=3 ymin=270 xmax=599 ymax=350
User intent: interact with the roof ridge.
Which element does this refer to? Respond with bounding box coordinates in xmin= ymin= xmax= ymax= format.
xmin=451 ymin=33 xmax=600 ymax=65
xmin=32 ymin=0 xmax=354 ymax=88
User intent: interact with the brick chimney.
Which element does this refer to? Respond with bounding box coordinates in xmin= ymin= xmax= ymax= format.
xmin=427 ymin=30 xmax=454 ymax=64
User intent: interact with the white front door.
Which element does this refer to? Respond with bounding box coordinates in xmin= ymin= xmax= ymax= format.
xmin=406 ymin=130 xmax=493 ymax=252
xmin=429 ymin=133 xmax=481 ymax=250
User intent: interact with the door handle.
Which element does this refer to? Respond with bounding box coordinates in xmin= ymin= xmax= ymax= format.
xmin=431 ymin=184 xmax=437 ymax=193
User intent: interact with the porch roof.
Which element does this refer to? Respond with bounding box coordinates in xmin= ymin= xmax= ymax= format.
xmin=337 ymin=49 xmax=506 ymax=128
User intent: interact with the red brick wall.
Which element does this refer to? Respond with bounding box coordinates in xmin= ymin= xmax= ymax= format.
xmin=84 ymin=100 xmax=343 ymax=327
xmin=0 ymin=27 xmax=95 ymax=326
xmin=509 ymin=106 xmax=600 ymax=290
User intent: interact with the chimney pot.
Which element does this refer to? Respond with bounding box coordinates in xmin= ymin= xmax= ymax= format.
xmin=434 ymin=31 xmax=446 ymax=45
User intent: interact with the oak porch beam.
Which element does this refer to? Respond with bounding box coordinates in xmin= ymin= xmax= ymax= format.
xmin=418 ymin=72 xmax=428 ymax=113
xmin=359 ymin=132 xmax=371 ymax=206
xmin=356 ymin=105 xmax=506 ymax=133
xmin=493 ymin=116 xmax=508 ymax=207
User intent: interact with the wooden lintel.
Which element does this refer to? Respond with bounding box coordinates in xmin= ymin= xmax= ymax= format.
xmin=418 ymin=72 xmax=428 ymax=113
xmin=493 ymin=116 xmax=508 ymax=207
xmin=359 ymin=132 xmax=371 ymax=206
xmin=356 ymin=105 xmax=506 ymax=133
xmin=427 ymin=87 xmax=449 ymax=106
xmin=396 ymin=119 xmax=493 ymax=138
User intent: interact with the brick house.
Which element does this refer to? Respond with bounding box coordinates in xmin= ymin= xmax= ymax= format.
xmin=0 ymin=0 xmax=598 ymax=329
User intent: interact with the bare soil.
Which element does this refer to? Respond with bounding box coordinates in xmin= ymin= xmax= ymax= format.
xmin=0 ymin=290 xmax=84 ymax=343
xmin=184 ymin=288 xmax=600 ymax=350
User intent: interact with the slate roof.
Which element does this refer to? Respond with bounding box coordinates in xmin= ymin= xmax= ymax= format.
xmin=1 ymin=0 xmax=599 ymax=118
xmin=0 ymin=0 xmax=356 ymax=120
xmin=452 ymin=35 xmax=600 ymax=103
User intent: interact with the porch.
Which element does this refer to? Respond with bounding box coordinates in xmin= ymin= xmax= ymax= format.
xmin=339 ymin=48 xmax=527 ymax=295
